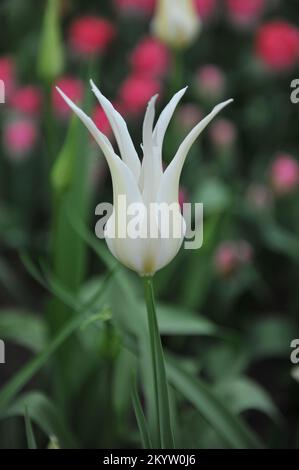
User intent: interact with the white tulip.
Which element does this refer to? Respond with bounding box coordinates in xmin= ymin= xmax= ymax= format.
xmin=56 ymin=82 xmax=233 ymax=276
xmin=152 ymin=0 xmax=200 ymax=49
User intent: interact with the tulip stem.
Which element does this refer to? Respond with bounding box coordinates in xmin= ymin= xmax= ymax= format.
xmin=143 ymin=276 xmax=174 ymax=449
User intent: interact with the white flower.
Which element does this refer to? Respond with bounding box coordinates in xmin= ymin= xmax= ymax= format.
xmin=152 ymin=0 xmax=200 ymax=49
xmin=56 ymin=81 xmax=232 ymax=276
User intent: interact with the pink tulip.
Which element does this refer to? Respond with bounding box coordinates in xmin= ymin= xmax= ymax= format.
xmin=226 ymin=0 xmax=265 ymax=28
xmin=270 ymin=153 xmax=299 ymax=195
xmin=3 ymin=119 xmax=38 ymax=160
xmin=10 ymin=86 xmax=42 ymax=116
xmin=129 ymin=37 xmax=170 ymax=78
xmin=68 ymin=16 xmax=116 ymax=57
xmin=209 ymin=118 xmax=236 ymax=149
xmin=196 ymin=65 xmax=225 ymax=100
xmin=119 ymin=75 xmax=162 ymax=115
xmin=255 ymin=21 xmax=299 ymax=71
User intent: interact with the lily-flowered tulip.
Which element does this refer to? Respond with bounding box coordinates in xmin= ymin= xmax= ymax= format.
xmin=152 ymin=0 xmax=200 ymax=49
xmin=56 ymin=82 xmax=232 ymax=276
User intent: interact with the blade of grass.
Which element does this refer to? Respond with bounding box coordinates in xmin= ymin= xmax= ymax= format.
xmin=24 ymin=406 xmax=37 ymax=449
xmin=4 ymin=392 xmax=76 ymax=448
xmin=131 ymin=379 xmax=152 ymax=449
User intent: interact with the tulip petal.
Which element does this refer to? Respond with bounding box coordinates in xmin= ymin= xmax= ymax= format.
xmin=140 ymin=95 xmax=163 ymax=203
xmin=157 ymin=99 xmax=234 ymax=205
xmin=153 ymin=87 xmax=188 ymax=159
xmin=90 ymin=79 xmax=141 ymax=182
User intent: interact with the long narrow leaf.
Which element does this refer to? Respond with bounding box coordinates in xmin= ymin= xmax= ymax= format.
xmin=24 ymin=406 xmax=37 ymax=449
xmin=166 ymin=358 xmax=263 ymax=449
xmin=131 ymin=380 xmax=152 ymax=449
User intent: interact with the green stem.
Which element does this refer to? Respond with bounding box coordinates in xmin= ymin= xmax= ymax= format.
xmin=143 ymin=276 xmax=174 ymax=449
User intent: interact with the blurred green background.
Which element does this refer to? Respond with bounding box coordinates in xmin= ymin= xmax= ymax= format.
xmin=0 ymin=0 xmax=299 ymax=449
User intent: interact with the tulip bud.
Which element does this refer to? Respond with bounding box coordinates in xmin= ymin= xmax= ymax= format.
xmin=152 ymin=0 xmax=200 ymax=49
xmin=3 ymin=118 xmax=38 ymax=160
xmin=194 ymin=0 xmax=217 ymax=22
xmin=68 ymin=16 xmax=116 ymax=58
xmin=214 ymin=240 xmax=253 ymax=277
xmin=119 ymin=74 xmax=162 ymax=115
xmin=255 ymin=21 xmax=299 ymax=71
xmin=209 ymin=118 xmax=236 ymax=150
xmin=10 ymin=86 xmax=42 ymax=116
xmin=175 ymin=104 xmax=203 ymax=131
xmin=37 ymin=0 xmax=64 ymax=82
xmin=226 ymin=0 xmax=265 ymax=29
xmin=129 ymin=37 xmax=170 ymax=78
xmin=270 ymin=153 xmax=299 ymax=195
xmin=196 ymin=65 xmax=225 ymax=101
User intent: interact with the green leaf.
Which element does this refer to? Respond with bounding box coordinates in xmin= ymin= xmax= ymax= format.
xmin=214 ymin=377 xmax=281 ymax=423
xmin=166 ymin=358 xmax=263 ymax=449
xmin=247 ymin=317 xmax=296 ymax=360
xmin=131 ymin=380 xmax=152 ymax=449
xmin=0 ymin=268 xmax=114 ymax=411
xmin=51 ymin=116 xmax=79 ymax=193
xmin=0 ymin=312 xmax=85 ymax=412
xmin=0 ymin=310 xmax=47 ymax=352
xmin=24 ymin=406 xmax=37 ymax=449
xmin=156 ymin=303 xmax=237 ymax=341
xmin=4 ymin=392 xmax=75 ymax=448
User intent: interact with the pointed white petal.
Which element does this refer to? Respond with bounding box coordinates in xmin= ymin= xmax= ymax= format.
xmin=153 ymin=87 xmax=188 ymax=148
xmin=157 ymin=99 xmax=234 ymax=205
xmin=140 ymin=95 xmax=163 ymax=203
xmin=90 ymin=79 xmax=141 ymax=181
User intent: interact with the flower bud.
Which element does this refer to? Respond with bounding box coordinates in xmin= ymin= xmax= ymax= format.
xmin=255 ymin=21 xmax=299 ymax=71
xmin=194 ymin=0 xmax=217 ymax=22
xmin=270 ymin=153 xmax=299 ymax=195
xmin=129 ymin=37 xmax=170 ymax=78
xmin=10 ymin=86 xmax=42 ymax=116
xmin=214 ymin=240 xmax=253 ymax=277
xmin=175 ymin=104 xmax=203 ymax=131
xmin=3 ymin=119 xmax=38 ymax=160
xmin=196 ymin=64 xmax=225 ymax=101
xmin=209 ymin=118 xmax=236 ymax=149
xmin=152 ymin=0 xmax=200 ymax=49
xmin=37 ymin=0 xmax=64 ymax=82
xmin=119 ymin=75 xmax=162 ymax=115
xmin=68 ymin=16 xmax=116 ymax=57
xmin=226 ymin=0 xmax=265 ymax=29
